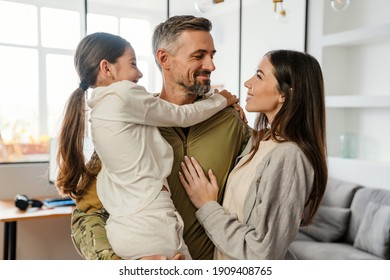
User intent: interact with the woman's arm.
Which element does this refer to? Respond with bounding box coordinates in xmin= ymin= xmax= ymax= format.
xmin=179 ymin=145 xmax=314 ymax=259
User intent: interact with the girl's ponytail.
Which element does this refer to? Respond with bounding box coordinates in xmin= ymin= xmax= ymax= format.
xmin=56 ymin=86 xmax=93 ymax=198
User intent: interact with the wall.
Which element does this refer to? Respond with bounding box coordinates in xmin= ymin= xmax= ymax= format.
xmin=240 ymin=0 xmax=307 ymax=127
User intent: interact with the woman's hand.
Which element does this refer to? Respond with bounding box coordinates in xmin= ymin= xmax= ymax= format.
xmin=215 ymin=89 xmax=239 ymax=108
xmin=179 ymin=156 xmax=219 ymax=209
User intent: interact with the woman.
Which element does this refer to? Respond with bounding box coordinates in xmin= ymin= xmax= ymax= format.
xmin=179 ymin=49 xmax=328 ymax=259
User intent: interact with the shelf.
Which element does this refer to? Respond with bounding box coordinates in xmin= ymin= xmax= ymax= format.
xmin=315 ymin=2 xmax=390 ymax=190
xmin=325 ymin=95 xmax=390 ymax=108
xmin=322 ymin=23 xmax=390 ymax=47
xmin=328 ymin=157 xmax=390 ymax=190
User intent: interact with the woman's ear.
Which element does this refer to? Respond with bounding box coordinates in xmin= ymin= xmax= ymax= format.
xmin=279 ymin=92 xmax=286 ymax=103
xmin=156 ymin=49 xmax=171 ymax=70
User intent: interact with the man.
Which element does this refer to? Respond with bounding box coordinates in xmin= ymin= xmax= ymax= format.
xmin=71 ymin=15 xmax=251 ymax=260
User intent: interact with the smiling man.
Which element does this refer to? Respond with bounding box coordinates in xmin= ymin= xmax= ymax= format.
xmin=70 ymin=15 xmax=251 ymax=260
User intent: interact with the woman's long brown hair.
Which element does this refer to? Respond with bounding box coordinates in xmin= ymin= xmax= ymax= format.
xmin=245 ymin=50 xmax=328 ymax=226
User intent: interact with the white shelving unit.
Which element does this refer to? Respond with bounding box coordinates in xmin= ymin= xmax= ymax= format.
xmin=322 ymin=22 xmax=390 ymax=47
xmin=307 ymin=1 xmax=390 ymax=188
xmin=326 ymin=95 xmax=390 ymax=108
xmin=328 ymin=157 xmax=390 ymax=190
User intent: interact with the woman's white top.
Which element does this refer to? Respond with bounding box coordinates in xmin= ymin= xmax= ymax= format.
xmin=214 ymin=140 xmax=278 ymax=260
xmin=87 ymin=80 xmax=226 ymax=216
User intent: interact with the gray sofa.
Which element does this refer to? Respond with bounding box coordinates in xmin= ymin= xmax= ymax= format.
xmin=290 ymin=177 xmax=390 ymax=259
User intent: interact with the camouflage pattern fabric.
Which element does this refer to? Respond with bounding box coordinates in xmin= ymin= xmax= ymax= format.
xmin=71 ymin=207 xmax=121 ymax=260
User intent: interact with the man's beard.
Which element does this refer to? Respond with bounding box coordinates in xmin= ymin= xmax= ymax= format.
xmin=177 ymin=71 xmax=211 ymax=97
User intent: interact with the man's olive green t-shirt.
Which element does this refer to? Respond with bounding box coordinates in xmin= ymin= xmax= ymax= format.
xmin=159 ymin=107 xmax=251 ymax=259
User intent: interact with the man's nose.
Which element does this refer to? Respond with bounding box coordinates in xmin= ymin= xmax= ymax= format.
xmin=203 ymin=56 xmax=216 ymax=72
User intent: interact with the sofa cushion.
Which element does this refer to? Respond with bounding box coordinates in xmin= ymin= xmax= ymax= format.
xmin=300 ymin=206 xmax=351 ymax=242
xmin=290 ymin=240 xmax=381 ymax=260
xmin=346 ymin=188 xmax=390 ymax=244
xmin=294 ymin=231 xmax=316 ymax=242
xmin=353 ymin=202 xmax=390 ymax=259
xmin=321 ymin=177 xmax=362 ymax=208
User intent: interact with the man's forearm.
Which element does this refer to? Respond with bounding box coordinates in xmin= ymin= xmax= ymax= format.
xmin=71 ymin=207 xmax=121 ymax=260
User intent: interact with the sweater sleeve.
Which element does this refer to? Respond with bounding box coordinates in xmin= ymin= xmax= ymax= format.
xmin=144 ymin=93 xmax=227 ymax=128
xmin=195 ymin=145 xmax=314 ymax=259
xmin=90 ymin=81 xmax=227 ymax=127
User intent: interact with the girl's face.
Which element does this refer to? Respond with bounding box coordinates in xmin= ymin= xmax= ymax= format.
xmin=244 ymin=56 xmax=285 ymax=123
xmin=109 ymin=46 xmax=143 ymax=83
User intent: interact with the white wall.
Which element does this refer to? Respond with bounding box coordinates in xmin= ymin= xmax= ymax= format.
xmin=240 ymin=0 xmax=307 ymax=127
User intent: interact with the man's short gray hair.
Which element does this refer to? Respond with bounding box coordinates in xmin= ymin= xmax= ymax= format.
xmin=152 ymin=15 xmax=212 ymax=70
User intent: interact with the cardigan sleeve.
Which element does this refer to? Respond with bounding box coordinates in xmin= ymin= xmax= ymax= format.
xmin=196 ymin=144 xmax=314 ymax=259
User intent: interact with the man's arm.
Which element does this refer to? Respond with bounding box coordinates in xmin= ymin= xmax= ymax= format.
xmin=71 ymin=151 xmax=120 ymax=260
xmin=71 ymin=156 xmax=180 ymax=260
xmin=71 ymin=206 xmax=185 ymax=260
xmin=71 ymin=207 xmax=121 ymax=260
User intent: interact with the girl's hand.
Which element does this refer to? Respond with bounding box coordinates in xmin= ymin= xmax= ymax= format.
xmin=179 ymin=156 xmax=219 ymax=209
xmin=215 ymin=89 xmax=247 ymax=123
xmin=215 ymin=89 xmax=239 ymax=107
xmin=232 ymin=102 xmax=248 ymax=123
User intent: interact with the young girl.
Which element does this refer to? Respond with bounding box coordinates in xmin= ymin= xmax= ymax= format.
xmin=179 ymin=49 xmax=328 ymax=259
xmin=55 ymin=32 xmax=237 ymax=259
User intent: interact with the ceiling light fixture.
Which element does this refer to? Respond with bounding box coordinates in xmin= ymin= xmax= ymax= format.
xmin=330 ymin=0 xmax=350 ymax=12
xmin=273 ymin=0 xmax=290 ymax=24
xmin=273 ymin=0 xmax=286 ymax=16
xmin=195 ymin=0 xmax=224 ymax=13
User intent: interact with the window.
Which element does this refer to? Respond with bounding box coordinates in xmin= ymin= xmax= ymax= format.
xmin=0 ymin=0 xmax=83 ymax=163
xmin=86 ymin=13 xmax=155 ymax=91
xmin=0 ymin=0 xmax=165 ymax=163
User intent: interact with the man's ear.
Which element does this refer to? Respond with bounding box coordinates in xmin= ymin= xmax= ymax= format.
xmin=156 ymin=49 xmax=171 ymax=70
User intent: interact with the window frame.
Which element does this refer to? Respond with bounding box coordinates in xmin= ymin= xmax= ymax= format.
xmin=0 ymin=0 xmax=164 ymax=164
xmin=0 ymin=0 xmax=86 ymax=163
